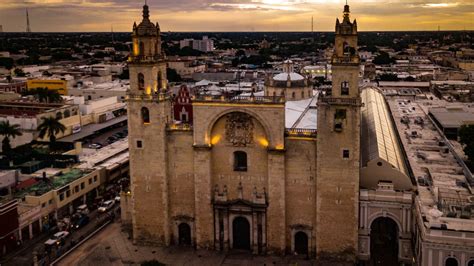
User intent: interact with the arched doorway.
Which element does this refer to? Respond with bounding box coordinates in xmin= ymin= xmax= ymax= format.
xmin=232 ymin=217 xmax=251 ymax=250
xmin=294 ymin=231 xmax=308 ymax=255
xmin=178 ymin=223 xmax=191 ymax=246
xmin=445 ymin=257 xmax=459 ymax=266
xmin=370 ymin=217 xmax=399 ymax=266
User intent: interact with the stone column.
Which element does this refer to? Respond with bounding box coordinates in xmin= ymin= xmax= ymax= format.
xmin=39 ymin=218 xmax=43 ymax=232
xmin=252 ymin=212 xmax=258 ymax=254
xmin=266 ymin=150 xmax=286 ymax=254
xmin=223 ymin=209 xmax=229 ymax=251
xmin=28 ymin=224 xmax=33 ymax=239
xmin=214 ymin=209 xmax=220 ymax=250
xmin=18 ymin=227 xmax=22 ymax=241
xmin=193 ymin=146 xmax=214 ymax=249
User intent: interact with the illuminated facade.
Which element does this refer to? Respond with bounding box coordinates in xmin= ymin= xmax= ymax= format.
xmin=128 ymin=3 xmax=422 ymax=264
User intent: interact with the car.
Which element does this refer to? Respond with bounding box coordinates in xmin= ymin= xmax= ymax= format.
xmin=76 ymin=204 xmax=89 ymax=215
xmin=88 ymin=143 xmax=102 ymax=149
xmin=114 ymin=196 xmax=120 ymax=203
xmin=98 ymin=200 xmax=115 ymax=213
xmin=73 ymin=215 xmax=90 ymax=229
xmin=107 ymin=136 xmax=117 ymax=143
xmin=44 ymin=231 xmax=69 ymax=246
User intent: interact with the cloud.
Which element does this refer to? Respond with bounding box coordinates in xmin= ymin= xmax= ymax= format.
xmin=0 ymin=0 xmax=472 ymax=31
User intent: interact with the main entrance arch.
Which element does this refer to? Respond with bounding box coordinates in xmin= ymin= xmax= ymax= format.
xmin=370 ymin=217 xmax=399 ymax=266
xmin=294 ymin=231 xmax=308 ymax=255
xmin=232 ymin=216 xmax=251 ymax=250
xmin=178 ymin=223 xmax=191 ymax=246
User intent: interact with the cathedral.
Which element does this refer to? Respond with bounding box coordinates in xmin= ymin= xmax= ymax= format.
xmin=126 ymin=3 xmax=419 ymax=264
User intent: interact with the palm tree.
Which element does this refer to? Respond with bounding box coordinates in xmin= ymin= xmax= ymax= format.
xmin=0 ymin=121 xmax=23 ymax=153
xmin=37 ymin=116 xmax=66 ymax=148
xmin=23 ymin=88 xmax=63 ymax=103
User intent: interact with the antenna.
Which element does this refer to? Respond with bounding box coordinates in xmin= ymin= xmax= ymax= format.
xmin=26 ymin=9 xmax=31 ymax=33
xmin=111 ymin=25 xmax=115 ymax=43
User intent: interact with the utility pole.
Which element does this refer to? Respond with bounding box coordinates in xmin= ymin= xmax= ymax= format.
xmin=26 ymin=9 xmax=31 ymax=33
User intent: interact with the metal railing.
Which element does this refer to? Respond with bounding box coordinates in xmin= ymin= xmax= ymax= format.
xmin=127 ymin=93 xmax=170 ymax=102
xmin=193 ymin=95 xmax=285 ymax=104
xmin=319 ymin=96 xmax=362 ymax=106
xmin=128 ymin=55 xmax=165 ymax=63
xmin=285 ymin=128 xmax=317 ymax=138
xmin=332 ymin=55 xmax=360 ymax=64
xmin=167 ymin=123 xmax=192 ymax=131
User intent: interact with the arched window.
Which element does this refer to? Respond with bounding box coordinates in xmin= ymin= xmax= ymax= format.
xmin=341 ymin=81 xmax=349 ymax=96
xmin=468 ymin=259 xmax=474 ymax=266
xmin=139 ymin=41 xmax=145 ymax=56
xmin=141 ymin=107 xmax=150 ymax=124
xmin=301 ymin=91 xmax=305 ymax=98
xmin=234 ymin=151 xmax=247 ymax=172
xmin=138 ymin=73 xmax=145 ymax=91
xmin=445 ymin=258 xmax=458 ymax=266
xmin=56 ymin=112 xmax=63 ymax=120
xmin=64 ymin=110 xmax=71 ymax=118
xmin=292 ymin=92 xmax=296 ymax=99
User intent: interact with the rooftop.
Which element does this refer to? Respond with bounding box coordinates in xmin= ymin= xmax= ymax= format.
xmin=15 ymin=168 xmax=92 ymax=198
xmin=386 ymin=95 xmax=474 ymax=231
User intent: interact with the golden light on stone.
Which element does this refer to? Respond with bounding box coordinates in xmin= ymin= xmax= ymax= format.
xmin=211 ymin=135 xmax=222 ymax=145
xmin=258 ymin=138 xmax=269 ymax=147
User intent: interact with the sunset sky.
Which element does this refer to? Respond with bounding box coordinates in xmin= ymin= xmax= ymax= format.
xmin=0 ymin=0 xmax=472 ymax=32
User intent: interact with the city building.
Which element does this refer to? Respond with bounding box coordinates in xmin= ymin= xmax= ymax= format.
xmin=180 ymin=36 xmax=215 ymax=53
xmin=27 ymin=79 xmax=68 ymax=95
xmin=0 ymin=101 xmax=80 ymax=150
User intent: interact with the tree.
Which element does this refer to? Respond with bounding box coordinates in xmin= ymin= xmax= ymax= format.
xmin=459 ymin=124 xmax=474 ymax=169
xmin=0 ymin=57 xmax=14 ymax=70
xmin=166 ymin=68 xmax=182 ymax=82
xmin=37 ymin=116 xmax=66 ymax=147
xmin=14 ymin=68 xmax=26 ymax=77
xmin=379 ymin=73 xmax=399 ymax=81
xmin=23 ymin=88 xmax=62 ymax=103
xmin=373 ymin=51 xmax=395 ymax=65
xmin=0 ymin=121 xmax=23 ymax=153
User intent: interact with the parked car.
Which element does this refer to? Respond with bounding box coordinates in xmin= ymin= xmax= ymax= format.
xmin=74 ymin=215 xmax=90 ymax=229
xmin=98 ymin=200 xmax=115 ymax=213
xmin=76 ymin=204 xmax=90 ymax=215
xmin=44 ymin=231 xmax=69 ymax=246
xmin=107 ymin=136 xmax=117 ymax=144
xmin=114 ymin=196 xmax=120 ymax=203
xmin=88 ymin=143 xmax=102 ymax=149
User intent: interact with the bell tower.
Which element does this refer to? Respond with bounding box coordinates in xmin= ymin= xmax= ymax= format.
xmin=315 ymin=2 xmax=361 ymax=263
xmin=128 ymin=2 xmax=171 ymax=245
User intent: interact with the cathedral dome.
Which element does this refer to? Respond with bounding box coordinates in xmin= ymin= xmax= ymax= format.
xmin=273 ymin=72 xmax=305 ymax=82
xmin=133 ymin=4 xmax=160 ymax=37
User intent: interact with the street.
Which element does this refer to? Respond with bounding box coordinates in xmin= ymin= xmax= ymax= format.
xmin=2 ymin=206 xmax=119 ymax=266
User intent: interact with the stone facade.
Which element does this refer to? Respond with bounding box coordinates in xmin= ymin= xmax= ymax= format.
xmin=127 ymin=3 xmax=417 ymax=264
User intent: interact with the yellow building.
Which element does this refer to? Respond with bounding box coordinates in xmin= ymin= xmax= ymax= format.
xmin=27 ymin=79 xmax=68 ymax=95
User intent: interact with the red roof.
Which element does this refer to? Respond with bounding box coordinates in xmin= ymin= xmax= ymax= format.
xmin=16 ymin=178 xmax=38 ymax=190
